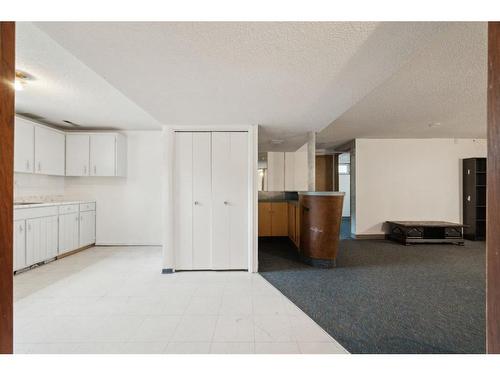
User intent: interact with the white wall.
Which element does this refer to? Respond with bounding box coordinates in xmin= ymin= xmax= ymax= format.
xmin=65 ymin=131 xmax=163 ymax=245
xmin=338 ymin=152 xmax=350 ymax=217
xmin=14 ymin=173 xmax=65 ymax=200
xmin=339 ymin=175 xmax=350 ymax=217
xmin=354 ymin=138 xmax=487 ymax=235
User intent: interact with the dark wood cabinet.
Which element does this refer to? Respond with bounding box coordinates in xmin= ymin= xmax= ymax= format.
xmin=463 ymin=157 xmax=487 ymax=240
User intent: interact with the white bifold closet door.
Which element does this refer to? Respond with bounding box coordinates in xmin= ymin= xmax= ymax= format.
xmin=212 ymin=132 xmax=248 ymax=270
xmin=174 ymin=131 xmax=248 ymax=270
xmin=174 ymin=132 xmax=212 ymax=270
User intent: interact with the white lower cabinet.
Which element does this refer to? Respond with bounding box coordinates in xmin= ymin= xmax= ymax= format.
xmin=79 ymin=210 xmax=96 ymax=247
xmin=58 ymin=213 xmax=80 ymax=254
xmin=13 ymin=220 xmax=26 ymax=271
xmin=26 ymin=216 xmax=58 ymax=265
xmin=174 ymin=131 xmax=249 ymax=271
xmin=14 ymin=202 xmax=96 ymax=272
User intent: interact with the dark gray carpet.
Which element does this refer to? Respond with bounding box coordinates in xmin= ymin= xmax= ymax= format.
xmin=258 ymin=237 xmax=485 ymax=354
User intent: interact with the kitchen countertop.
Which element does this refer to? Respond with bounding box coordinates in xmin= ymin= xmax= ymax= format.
xmin=258 ymin=199 xmax=299 ymax=204
xmin=298 ymin=191 xmax=345 ymax=196
xmin=14 ymin=200 xmax=95 ymax=209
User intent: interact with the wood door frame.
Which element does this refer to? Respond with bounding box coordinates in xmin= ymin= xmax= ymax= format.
xmin=0 ymin=21 xmax=15 ymax=354
xmin=487 ymin=21 xmax=500 ymax=354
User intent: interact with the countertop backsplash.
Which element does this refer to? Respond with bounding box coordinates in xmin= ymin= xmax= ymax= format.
xmin=258 ymin=191 xmax=299 ymax=201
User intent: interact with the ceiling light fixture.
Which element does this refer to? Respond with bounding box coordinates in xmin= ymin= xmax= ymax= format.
xmin=14 ymin=70 xmax=34 ymax=91
xmin=428 ymin=122 xmax=441 ymax=128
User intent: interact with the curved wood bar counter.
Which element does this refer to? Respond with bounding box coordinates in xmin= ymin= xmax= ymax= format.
xmin=299 ymin=192 xmax=345 ymax=268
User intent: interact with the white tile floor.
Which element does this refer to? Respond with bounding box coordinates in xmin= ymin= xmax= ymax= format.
xmin=14 ymin=246 xmax=348 ymax=354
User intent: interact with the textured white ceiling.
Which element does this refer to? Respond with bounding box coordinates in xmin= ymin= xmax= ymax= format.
xmin=32 ymin=22 xmax=449 ymax=149
xmin=15 ymin=22 xmax=161 ymax=129
xmin=317 ymin=22 xmax=487 ymax=149
xmin=17 ymin=22 xmax=486 ymax=150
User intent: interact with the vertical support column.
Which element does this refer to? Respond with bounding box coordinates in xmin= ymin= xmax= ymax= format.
xmin=333 ymin=154 xmax=339 ymax=191
xmin=0 ymin=21 xmax=15 ymax=354
xmin=487 ymin=21 xmax=500 ymax=353
xmin=162 ymin=126 xmax=175 ymax=273
xmin=307 ymin=131 xmax=316 ymax=191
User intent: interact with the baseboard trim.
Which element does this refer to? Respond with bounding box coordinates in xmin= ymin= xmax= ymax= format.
xmin=94 ymin=243 xmax=162 ymax=247
xmin=351 ymin=233 xmax=386 ymax=240
xmin=56 ymin=244 xmax=94 ymax=259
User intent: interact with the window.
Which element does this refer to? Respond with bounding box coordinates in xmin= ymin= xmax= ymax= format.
xmin=338 ymin=163 xmax=350 ymax=175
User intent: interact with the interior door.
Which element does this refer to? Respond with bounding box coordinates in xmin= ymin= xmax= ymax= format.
xmin=66 ymin=134 xmax=90 ymax=176
xmin=90 ymin=134 xmax=115 ymax=176
xmin=212 ymin=132 xmax=249 ymax=270
xmin=14 ymin=118 xmax=34 ymax=173
xmin=174 ymin=132 xmax=194 ymax=270
xmin=192 ymin=133 xmax=212 ymax=269
xmin=228 ymin=133 xmax=249 ymax=269
xmin=212 ymin=133 xmax=231 ymax=269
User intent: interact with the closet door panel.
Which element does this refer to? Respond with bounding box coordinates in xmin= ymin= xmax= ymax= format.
xmin=228 ymin=133 xmax=249 ymax=269
xmin=174 ymin=133 xmax=193 ymax=270
xmin=211 ymin=132 xmax=231 ymax=269
xmin=192 ymin=133 xmax=212 ymax=269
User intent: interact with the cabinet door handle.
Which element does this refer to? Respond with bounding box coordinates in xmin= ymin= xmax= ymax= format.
xmin=94 ymin=165 xmax=97 ymax=175
xmin=38 ymin=162 xmax=41 ymax=172
xmin=224 ymin=201 xmax=229 ymax=205
xmin=19 ymin=225 xmax=23 ymax=232
xmin=26 ymin=160 xmax=30 ymax=171
xmin=83 ymin=165 xmax=87 ymax=175
xmin=194 ymin=201 xmax=199 ymax=205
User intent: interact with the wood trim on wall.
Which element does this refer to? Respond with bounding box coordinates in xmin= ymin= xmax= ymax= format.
xmin=0 ymin=21 xmax=15 ymax=355
xmin=315 ymin=155 xmax=333 ymax=191
xmin=487 ymin=21 xmax=500 ymax=354
xmin=333 ymin=153 xmax=339 ymax=191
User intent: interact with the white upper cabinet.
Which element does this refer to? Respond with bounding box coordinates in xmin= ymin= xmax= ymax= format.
xmin=267 ymin=152 xmax=285 ymax=191
xmin=14 ymin=116 xmax=127 ymax=178
xmin=34 ymin=126 xmax=65 ymax=176
xmin=14 ymin=117 xmax=34 ymax=173
xmin=265 ymin=145 xmax=308 ymax=192
xmin=294 ymin=144 xmax=308 ymax=191
xmin=66 ymin=134 xmax=90 ymax=176
xmin=90 ymin=133 xmax=127 ymax=177
xmin=284 ymin=152 xmax=295 ymax=191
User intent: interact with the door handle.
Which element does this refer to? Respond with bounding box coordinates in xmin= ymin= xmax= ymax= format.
xmin=194 ymin=201 xmax=199 ymax=205
xmin=224 ymin=201 xmax=229 ymax=205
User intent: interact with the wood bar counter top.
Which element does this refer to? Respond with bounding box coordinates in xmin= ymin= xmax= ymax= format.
xmin=299 ymin=192 xmax=344 ymax=267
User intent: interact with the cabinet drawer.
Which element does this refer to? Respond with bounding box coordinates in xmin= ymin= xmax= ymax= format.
xmin=79 ymin=202 xmax=96 ymax=212
xmin=58 ymin=204 xmax=79 ymax=214
xmin=14 ymin=206 xmax=59 ymax=221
